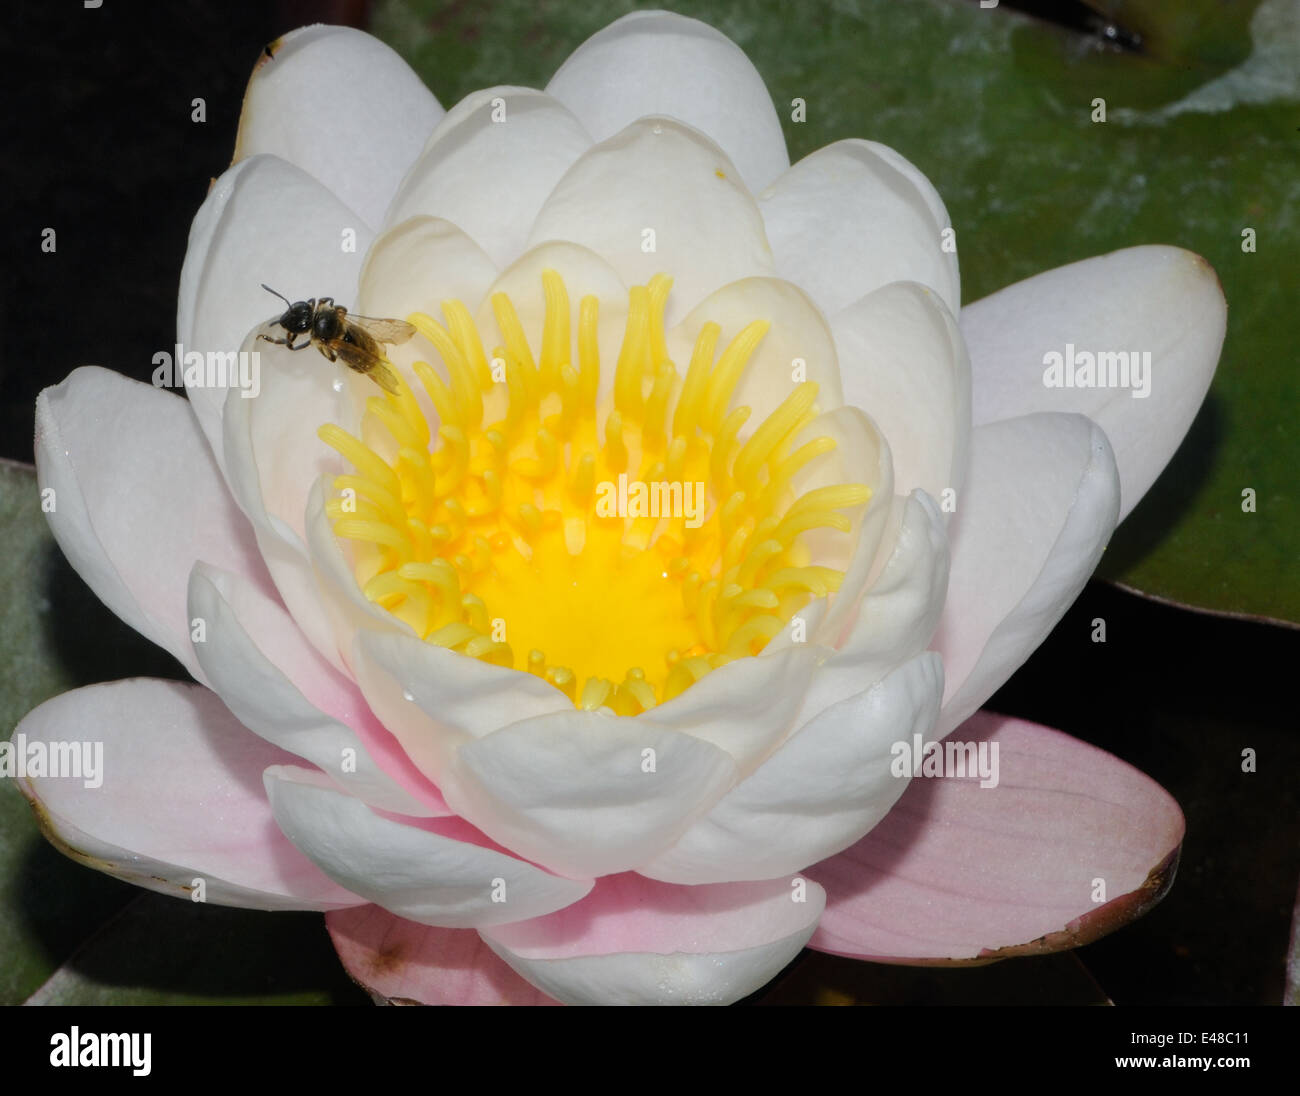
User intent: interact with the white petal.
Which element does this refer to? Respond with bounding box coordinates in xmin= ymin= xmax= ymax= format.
xmin=962 ymin=245 xmax=1226 ymax=520
xmin=13 ymin=680 xmax=360 ymax=910
xmin=480 ymin=874 xmax=824 ymax=1005
xmin=831 ymin=281 xmax=971 ymax=503
xmin=233 ymin=25 xmax=444 ymax=230
xmin=301 ymin=475 xmax=409 ymax=669
xmin=264 ymin=766 xmax=591 ymax=927
xmin=443 ymin=711 xmax=737 ymax=878
xmin=34 ymin=367 xmax=272 ymax=682
xmin=177 ymin=154 xmax=371 ymax=451
xmin=385 ymin=87 xmax=592 ymax=267
xmin=759 ymin=139 xmax=960 ymax=318
xmin=786 ymin=405 xmax=894 ymax=647
xmin=470 ymin=240 xmax=629 ymax=412
xmin=666 ymin=275 xmax=843 ymax=431
xmin=220 ymin=337 xmax=353 ymax=672
xmin=357 ymin=216 xmax=499 ymax=321
xmin=797 ymin=490 xmax=949 ymax=720
xmin=649 ymin=644 xmax=825 ymax=777
xmin=526 ymin=117 xmax=774 ymax=321
xmin=641 ymin=652 xmax=942 ymax=884
xmin=545 ymin=10 xmax=789 ymax=192
xmin=350 ymin=629 xmax=574 ymax=786
xmin=224 ymin=326 xmax=348 ymax=544
xmin=934 ymin=413 xmax=1119 ymax=736
xmin=188 ymin=564 xmax=445 ymax=817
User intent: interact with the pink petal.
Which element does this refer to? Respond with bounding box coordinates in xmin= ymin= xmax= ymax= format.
xmin=479 ymin=873 xmax=824 ymax=1004
xmin=34 ymin=367 xmax=275 ymax=683
xmin=327 ymin=906 xmax=559 ymax=1005
xmin=13 ymin=680 xmax=362 ymax=910
xmin=188 ymin=563 xmax=449 ymax=816
xmin=265 ymin=766 xmax=591 ymax=928
xmin=805 ymin=712 xmax=1184 ymax=962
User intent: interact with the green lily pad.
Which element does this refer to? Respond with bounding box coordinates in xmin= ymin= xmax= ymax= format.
xmin=374 ymin=0 xmax=1300 ymax=626
xmin=0 ymin=460 xmax=364 ymax=1005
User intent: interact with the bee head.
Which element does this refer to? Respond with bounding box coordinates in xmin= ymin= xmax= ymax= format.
xmin=262 ymin=284 xmax=314 ymax=333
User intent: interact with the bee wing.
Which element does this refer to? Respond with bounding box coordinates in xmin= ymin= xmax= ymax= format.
xmin=332 ymin=339 xmax=403 ymax=396
xmin=366 ymin=359 xmax=402 ymax=395
xmin=347 ymin=315 xmax=417 ymax=346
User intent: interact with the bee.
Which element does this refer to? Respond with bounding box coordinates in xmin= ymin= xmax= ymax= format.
xmin=258 ymin=285 xmax=415 ymax=395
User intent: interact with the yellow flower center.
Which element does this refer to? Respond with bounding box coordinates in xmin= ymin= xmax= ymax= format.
xmin=319 ymin=270 xmax=869 ymax=715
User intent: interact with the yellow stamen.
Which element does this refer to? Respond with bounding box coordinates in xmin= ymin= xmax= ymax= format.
xmin=319 ymin=270 xmax=871 ymax=713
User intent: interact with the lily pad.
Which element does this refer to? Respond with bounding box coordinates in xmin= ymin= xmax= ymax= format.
xmin=373 ymin=0 xmax=1300 ymax=625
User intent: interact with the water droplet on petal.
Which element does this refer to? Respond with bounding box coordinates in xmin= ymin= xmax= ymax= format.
xmin=402 ymin=689 xmax=414 ymax=702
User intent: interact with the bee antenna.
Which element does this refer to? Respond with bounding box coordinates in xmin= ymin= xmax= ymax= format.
xmin=261 ymin=284 xmax=292 ymax=307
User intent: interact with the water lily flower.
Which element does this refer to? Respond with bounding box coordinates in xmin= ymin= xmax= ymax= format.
xmin=18 ymin=12 xmax=1224 ymax=1005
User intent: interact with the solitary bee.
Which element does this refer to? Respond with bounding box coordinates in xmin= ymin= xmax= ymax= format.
xmin=258 ymin=285 xmax=415 ymax=395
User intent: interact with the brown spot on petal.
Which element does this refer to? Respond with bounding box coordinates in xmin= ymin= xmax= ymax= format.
xmin=258 ymin=36 xmax=283 ymax=68
xmin=368 ymin=938 xmax=409 ymax=977
xmin=860 ymin=844 xmax=1184 ymax=969
xmin=1185 ymin=248 xmax=1226 ymax=305
xmin=232 ymin=36 xmax=282 ymax=167
xmin=973 ymin=844 xmax=1183 ymax=963
xmin=20 ymin=784 xmax=197 ymax=898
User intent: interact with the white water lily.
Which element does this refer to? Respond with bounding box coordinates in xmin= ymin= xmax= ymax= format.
xmin=18 ymin=13 xmax=1223 ymax=1005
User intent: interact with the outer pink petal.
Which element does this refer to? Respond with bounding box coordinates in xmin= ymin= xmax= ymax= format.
xmin=805 ymin=712 xmax=1184 ymax=962
xmin=34 ymin=367 xmax=275 ymax=683
xmin=265 ymin=766 xmax=591 ymax=928
xmin=479 ymin=873 xmax=824 ymax=1005
xmin=327 ymin=906 xmax=559 ymax=1005
xmin=188 ymin=563 xmax=449 ymax=817
xmin=12 ymin=679 xmax=362 ymax=910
